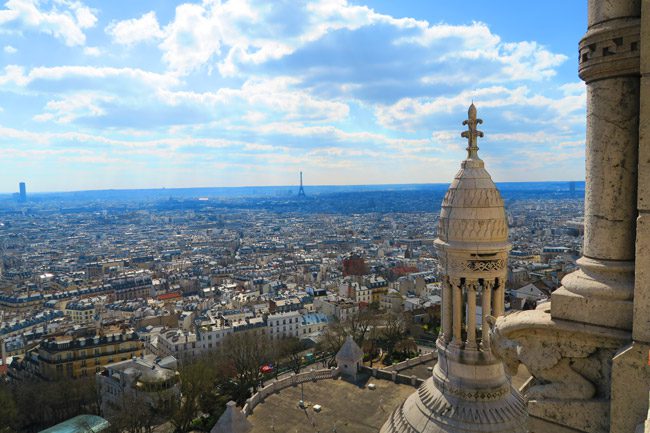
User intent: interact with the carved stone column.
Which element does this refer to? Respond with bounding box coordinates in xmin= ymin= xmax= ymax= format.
xmin=466 ymin=282 xmax=477 ymax=349
xmin=481 ymin=281 xmax=492 ymax=349
xmin=610 ymin=1 xmax=650 ymax=432
xmin=490 ymin=3 xmax=643 ymax=433
xmin=493 ymin=279 xmax=505 ymax=317
xmin=452 ymin=279 xmax=462 ymax=347
xmin=551 ymin=0 xmax=640 ymax=331
xmin=441 ymin=277 xmax=452 ymax=343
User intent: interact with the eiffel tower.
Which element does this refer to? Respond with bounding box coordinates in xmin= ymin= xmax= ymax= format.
xmin=298 ymin=171 xmax=306 ymax=197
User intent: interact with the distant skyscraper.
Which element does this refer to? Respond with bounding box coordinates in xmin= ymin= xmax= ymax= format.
xmin=298 ymin=171 xmax=306 ymax=197
xmin=18 ymin=182 xmax=26 ymax=202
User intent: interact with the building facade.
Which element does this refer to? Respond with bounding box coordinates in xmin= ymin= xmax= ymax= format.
xmin=97 ymin=354 xmax=179 ymax=416
xmin=29 ymin=328 xmax=143 ymax=380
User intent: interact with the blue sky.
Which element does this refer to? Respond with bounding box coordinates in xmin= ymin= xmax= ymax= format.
xmin=0 ymin=0 xmax=587 ymax=192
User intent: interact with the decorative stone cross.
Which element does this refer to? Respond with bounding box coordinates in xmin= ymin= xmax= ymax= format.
xmin=461 ymin=103 xmax=483 ymax=159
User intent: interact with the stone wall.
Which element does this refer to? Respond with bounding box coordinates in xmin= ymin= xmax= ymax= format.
xmin=382 ymin=351 xmax=436 ymax=372
xmin=242 ymin=367 xmax=340 ymax=415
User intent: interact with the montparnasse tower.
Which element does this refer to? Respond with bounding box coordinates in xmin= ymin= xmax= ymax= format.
xmin=381 ymin=104 xmax=528 ymax=433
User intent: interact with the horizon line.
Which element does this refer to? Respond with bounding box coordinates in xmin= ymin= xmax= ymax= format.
xmin=0 ymin=179 xmax=586 ymax=196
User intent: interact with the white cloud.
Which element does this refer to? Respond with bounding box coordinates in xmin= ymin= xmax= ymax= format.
xmin=34 ymin=92 xmax=114 ymax=123
xmin=158 ymin=76 xmax=350 ymax=122
xmin=3 ymin=45 xmax=16 ymax=54
xmin=0 ymin=64 xmax=179 ymax=88
xmin=159 ymin=3 xmax=222 ymax=74
xmin=375 ymin=85 xmax=585 ymax=131
xmin=106 ymin=11 xmax=164 ymax=46
xmin=0 ymin=0 xmax=97 ymax=46
xmin=83 ymin=46 xmax=101 ymax=56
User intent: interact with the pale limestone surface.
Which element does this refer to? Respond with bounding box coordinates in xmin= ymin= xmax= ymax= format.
xmin=335 ymin=335 xmax=364 ymax=381
xmin=211 ymin=401 xmax=252 ymax=433
xmin=380 ymin=105 xmax=527 ymax=433
xmin=246 ymin=378 xmax=415 ymax=433
xmin=634 ymin=392 xmax=650 ymax=433
xmin=491 ymin=1 xmax=650 ymax=432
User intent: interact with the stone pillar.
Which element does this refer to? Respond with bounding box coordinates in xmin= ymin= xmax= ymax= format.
xmin=551 ymin=0 xmax=640 ymax=331
xmin=634 ymin=0 xmax=650 ymax=349
xmin=610 ymin=2 xmax=650 ymax=432
xmin=493 ymin=279 xmax=505 ymax=317
xmin=481 ymin=281 xmax=492 ymax=349
xmin=452 ymin=280 xmax=462 ymax=346
xmin=442 ymin=278 xmax=452 ymax=343
xmin=466 ymin=282 xmax=477 ymax=349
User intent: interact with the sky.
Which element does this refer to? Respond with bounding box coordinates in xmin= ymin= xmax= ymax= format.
xmin=0 ymin=0 xmax=588 ymax=193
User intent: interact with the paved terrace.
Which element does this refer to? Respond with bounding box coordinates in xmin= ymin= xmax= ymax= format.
xmin=247 ymin=375 xmax=414 ymax=433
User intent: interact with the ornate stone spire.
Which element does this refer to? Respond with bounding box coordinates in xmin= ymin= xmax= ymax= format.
xmin=461 ymin=102 xmax=483 ymax=160
xmin=380 ymin=105 xmax=527 ymax=433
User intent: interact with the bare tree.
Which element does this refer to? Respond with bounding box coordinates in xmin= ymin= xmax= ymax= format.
xmin=318 ymin=307 xmax=380 ymax=365
xmin=221 ymin=330 xmax=271 ymax=397
xmin=170 ymin=357 xmax=217 ymax=433
xmin=0 ymin=382 xmax=17 ymax=433
xmin=279 ymin=337 xmax=305 ymax=374
xmin=381 ymin=312 xmax=408 ymax=361
xmin=108 ymin=392 xmax=158 ymax=433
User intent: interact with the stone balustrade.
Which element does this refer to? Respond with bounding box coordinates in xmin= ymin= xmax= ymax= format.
xmin=382 ymin=351 xmax=436 ymax=372
xmin=242 ymin=367 xmax=340 ymax=415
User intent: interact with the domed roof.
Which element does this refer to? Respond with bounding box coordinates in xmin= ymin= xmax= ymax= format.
xmin=436 ymin=104 xmax=508 ymax=246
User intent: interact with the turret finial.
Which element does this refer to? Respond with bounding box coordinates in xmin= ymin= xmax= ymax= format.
xmin=461 ymin=103 xmax=483 ymax=159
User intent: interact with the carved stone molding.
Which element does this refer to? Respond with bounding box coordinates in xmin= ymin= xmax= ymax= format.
xmin=579 ymin=18 xmax=640 ymax=83
xmin=430 ymin=375 xmax=510 ymax=402
xmin=490 ymin=308 xmax=631 ymax=433
xmin=465 ymin=259 xmax=505 ymax=273
xmin=442 ymin=188 xmax=504 ymax=208
xmin=438 ymin=218 xmax=508 ymax=243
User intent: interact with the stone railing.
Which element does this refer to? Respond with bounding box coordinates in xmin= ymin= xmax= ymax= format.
xmin=383 ymin=351 xmax=437 ymax=372
xmin=354 ymin=351 xmax=437 ymax=389
xmin=242 ymin=367 xmax=340 ymax=415
xmin=359 ymin=365 xmax=423 ymax=388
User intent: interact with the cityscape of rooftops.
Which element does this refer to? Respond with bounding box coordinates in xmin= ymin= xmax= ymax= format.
xmin=0 ymin=1 xmax=603 ymax=433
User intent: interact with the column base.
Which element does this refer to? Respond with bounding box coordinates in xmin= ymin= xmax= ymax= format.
xmin=551 ymin=257 xmax=634 ymax=330
xmin=552 ymin=286 xmax=633 ymax=330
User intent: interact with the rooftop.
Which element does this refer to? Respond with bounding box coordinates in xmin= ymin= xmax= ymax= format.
xmin=38 ymin=415 xmax=110 ymax=433
xmin=247 ymin=376 xmax=414 ymax=432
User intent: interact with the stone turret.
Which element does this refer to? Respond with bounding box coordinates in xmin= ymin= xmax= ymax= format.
xmin=211 ymin=401 xmax=252 ymax=433
xmin=380 ymin=105 xmax=527 ymax=433
xmin=336 ymin=335 xmax=364 ymax=381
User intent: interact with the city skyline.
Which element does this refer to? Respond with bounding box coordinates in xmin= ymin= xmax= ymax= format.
xmin=0 ymin=0 xmax=587 ymax=193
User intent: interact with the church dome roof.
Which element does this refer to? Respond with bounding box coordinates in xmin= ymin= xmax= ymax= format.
xmin=436 ymin=104 xmax=508 ymax=247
